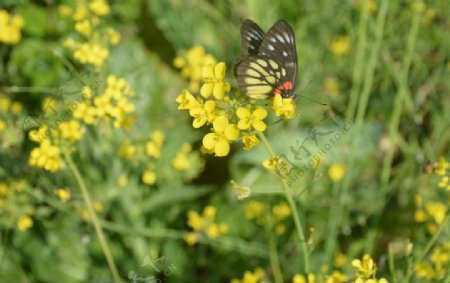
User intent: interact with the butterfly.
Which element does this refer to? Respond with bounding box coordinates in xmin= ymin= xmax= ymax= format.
xmin=234 ymin=19 xmax=298 ymax=100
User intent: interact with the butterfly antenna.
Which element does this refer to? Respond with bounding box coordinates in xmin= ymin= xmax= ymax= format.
xmin=296 ymin=94 xmax=327 ymax=106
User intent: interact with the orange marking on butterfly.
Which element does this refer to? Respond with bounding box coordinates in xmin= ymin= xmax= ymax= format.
xmin=274 ymin=81 xmax=293 ymax=95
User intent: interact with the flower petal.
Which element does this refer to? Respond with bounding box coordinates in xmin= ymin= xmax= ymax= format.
xmin=202 ymin=133 xmax=217 ymax=149
xmin=252 ymin=120 xmax=266 ymax=132
xmin=214 ymin=62 xmax=226 ymax=80
xmin=200 ymin=83 xmax=214 ymax=98
xmin=213 ymin=116 xmax=228 ymax=133
xmin=213 ymin=82 xmax=225 ymax=99
xmin=224 ymin=124 xmax=239 ymax=140
xmin=214 ymin=138 xmax=230 ymax=157
xmin=253 ymin=107 xmax=268 ymax=119
xmin=236 ymin=107 xmax=250 ymax=119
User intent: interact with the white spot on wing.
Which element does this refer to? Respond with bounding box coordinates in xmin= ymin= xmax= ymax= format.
xmin=283 ymin=51 xmax=288 ymax=57
xmin=276 ymin=34 xmax=285 ymax=43
xmin=270 ymin=37 xmax=277 ymax=43
xmin=268 ymin=44 xmax=274 ymax=51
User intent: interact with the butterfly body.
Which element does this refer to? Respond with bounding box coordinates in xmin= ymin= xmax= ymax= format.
xmin=234 ymin=19 xmax=298 ymax=99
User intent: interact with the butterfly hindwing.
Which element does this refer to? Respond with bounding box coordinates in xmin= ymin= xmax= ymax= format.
xmin=240 ymin=19 xmax=265 ymax=56
xmin=234 ymin=56 xmax=286 ymax=99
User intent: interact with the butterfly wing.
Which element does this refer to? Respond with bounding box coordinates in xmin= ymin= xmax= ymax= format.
xmin=257 ymin=20 xmax=298 ymax=95
xmin=234 ymin=55 xmax=286 ymax=99
xmin=240 ymin=19 xmax=265 ymax=56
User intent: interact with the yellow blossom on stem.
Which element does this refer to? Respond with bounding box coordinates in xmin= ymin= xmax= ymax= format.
xmin=54 ymin=187 xmax=71 ymax=202
xmin=272 ymin=202 xmax=291 ymax=221
xmin=187 ymin=210 xmax=203 ymax=231
xmin=89 ymin=0 xmax=110 ymax=16
xmin=202 ymin=116 xmax=239 ymax=157
xmin=245 ymin=200 xmax=265 ymax=220
xmin=328 ymin=163 xmax=346 ymax=182
xmin=75 ymin=19 xmax=92 ymax=36
xmin=142 ymin=170 xmax=156 ymax=185
xmin=200 ymin=62 xmax=231 ymax=99
xmin=352 ymin=254 xmax=376 ymax=279
xmin=29 ymin=140 xmax=63 ymax=172
xmin=58 ymin=120 xmax=84 ymax=142
xmin=17 ymin=215 xmax=33 ymax=231
xmin=242 ymin=134 xmax=260 ymax=150
xmin=270 ymin=95 xmax=296 ymax=119
xmin=0 ymin=10 xmax=24 ymax=44
xmin=236 ymin=106 xmax=267 ymax=131
xmin=325 ymin=271 xmax=348 ymax=283
xmin=189 ymin=100 xmax=217 ymax=128
xmin=263 ymin=156 xmax=284 ymax=171
xmin=329 ymin=36 xmax=351 ymax=56
xmin=176 ymin=89 xmax=198 ymax=110
xmin=293 ymin=273 xmax=316 ymax=283
xmin=184 ymin=232 xmax=198 ymax=246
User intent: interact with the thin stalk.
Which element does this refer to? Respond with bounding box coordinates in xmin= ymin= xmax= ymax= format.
xmin=403 ymin=213 xmax=449 ymax=283
xmin=269 ymin=233 xmax=283 ymax=283
xmin=324 ymin=180 xmax=341 ymax=265
xmin=367 ymin=8 xmax=422 ymax=253
xmin=346 ymin=0 xmax=370 ymax=121
xmin=64 ymin=153 xmax=122 ymax=283
xmin=388 ymin=244 xmax=398 ymax=283
xmin=258 ymin=132 xmax=310 ymax=273
xmin=330 ymin=0 xmax=389 ymax=258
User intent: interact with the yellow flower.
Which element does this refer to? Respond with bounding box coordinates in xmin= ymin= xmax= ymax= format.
xmin=352 ymin=254 xmax=376 ymax=279
xmin=330 ymin=36 xmax=351 ymax=56
xmin=245 ymin=200 xmax=265 ymax=220
xmin=272 ymin=203 xmax=291 ymax=221
xmin=142 ymin=170 xmax=156 ymax=185
xmin=325 ymin=271 xmax=348 ymax=283
xmin=425 ymin=202 xmax=447 ymax=225
xmin=172 ymin=153 xmax=189 ymax=170
xmin=230 ymin=180 xmax=251 ymax=200
xmin=58 ymin=120 xmax=84 ymax=142
xmin=334 ymin=254 xmax=347 ymax=267
xmin=10 ymin=101 xmax=22 ymax=114
xmin=242 ymin=134 xmax=260 ymax=150
xmin=119 ymin=139 xmax=136 ymax=159
xmin=293 ymin=273 xmax=316 ymax=283
xmin=187 ymin=210 xmax=203 ymax=231
xmin=328 ymin=163 xmax=346 ymax=182
xmin=270 ymin=95 xmax=296 ymax=119
xmin=324 ymin=77 xmax=340 ymax=96
xmin=177 ymin=89 xmax=199 ymax=110
xmin=72 ymin=42 xmax=109 ymax=67
xmin=189 ymin=100 xmax=217 ymax=128
xmin=0 ymin=120 xmax=5 ymax=133
xmin=107 ymin=28 xmax=121 ymax=45
xmin=434 ymin=156 xmax=449 ymax=176
xmin=0 ymin=10 xmax=24 ymax=44
xmin=54 ymin=187 xmax=71 ymax=202
xmin=184 ymin=232 xmax=198 ymax=246
xmin=200 ymin=62 xmax=231 ymax=99
xmin=17 ymin=215 xmax=33 ymax=231
xmin=263 ymin=156 xmax=284 ymax=171
xmin=29 ymin=140 xmax=63 ymax=172
xmin=75 ymin=19 xmax=92 ymax=36
xmin=411 ymin=1 xmax=426 ymax=13
xmin=206 ymin=223 xmax=220 ymax=238
xmin=117 ymin=174 xmax=128 ymax=187
xmin=202 ymin=116 xmax=239 ymax=157
xmin=94 ymin=201 xmax=103 ymax=212
xmin=236 ymin=106 xmax=267 ymax=131
xmin=29 ymin=126 xmax=49 ymax=143
xmin=89 ymin=0 xmax=110 ymax=16
xmin=73 ymin=102 xmax=98 ymax=124
xmin=203 ymin=205 xmax=217 ymax=219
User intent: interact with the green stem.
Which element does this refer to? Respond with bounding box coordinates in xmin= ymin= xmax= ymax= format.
xmin=269 ymin=233 xmax=283 ymax=283
xmin=388 ymin=244 xmax=398 ymax=283
xmin=403 ymin=213 xmax=449 ymax=283
xmin=331 ymin=0 xmax=389 ymax=258
xmin=345 ymin=0 xmax=370 ymax=121
xmin=258 ymin=132 xmax=310 ymax=273
xmin=64 ymin=153 xmax=122 ymax=283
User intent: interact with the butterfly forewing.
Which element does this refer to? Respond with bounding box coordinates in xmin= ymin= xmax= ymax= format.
xmin=257 ymin=20 xmax=298 ymax=91
xmin=240 ymin=19 xmax=265 ymax=56
xmin=235 ymin=19 xmax=298 ymax=99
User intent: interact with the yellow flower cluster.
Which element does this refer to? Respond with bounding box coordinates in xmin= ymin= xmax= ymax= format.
xmin=415 ymin=241 xmax=450 ymax=281
xmin=328 ymin=163 xmax=346 ymax=182
xmin=244 ymin=200 xmax=292 ymax=235
xmin=230 ymin=267 xmax=265 ymax=283
xmin=0 ymin=92 xmax=23 ymax=147
xmin=175 ymin=48 xmax=298 ymax=157
xmin=28 ymin=120 xmax=85 ymax=172
xmin=293 ymin=273 xmax=316 ymax=283
xmin=0 ymin=10 xmax=24 ymax=44
xmin=174 ymin=45 xmax=217 ymax=92
xmin=142 ymin=130 xmax=165 ymax=185
xmin=351 ymin=254 xmax=388 ymax=283
xmin=414 ymin=195 xmax=447 ymax=234
xmin=434 ymin=156 xmax=450 ymax=191
xmin=61 ymin=0 xmax=120 ymax=68
xmin=184 ymin=205 xmax=229 ymax=245
xmin=54 ymin=187 xmax=71 ymax=202
xmin=73 ymin=75 xmax=136 ymax=128
xmin=0 ymin=180 xmax=34 ymax=232
xmin=171 ymin=143 xmax=205 ymax=179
